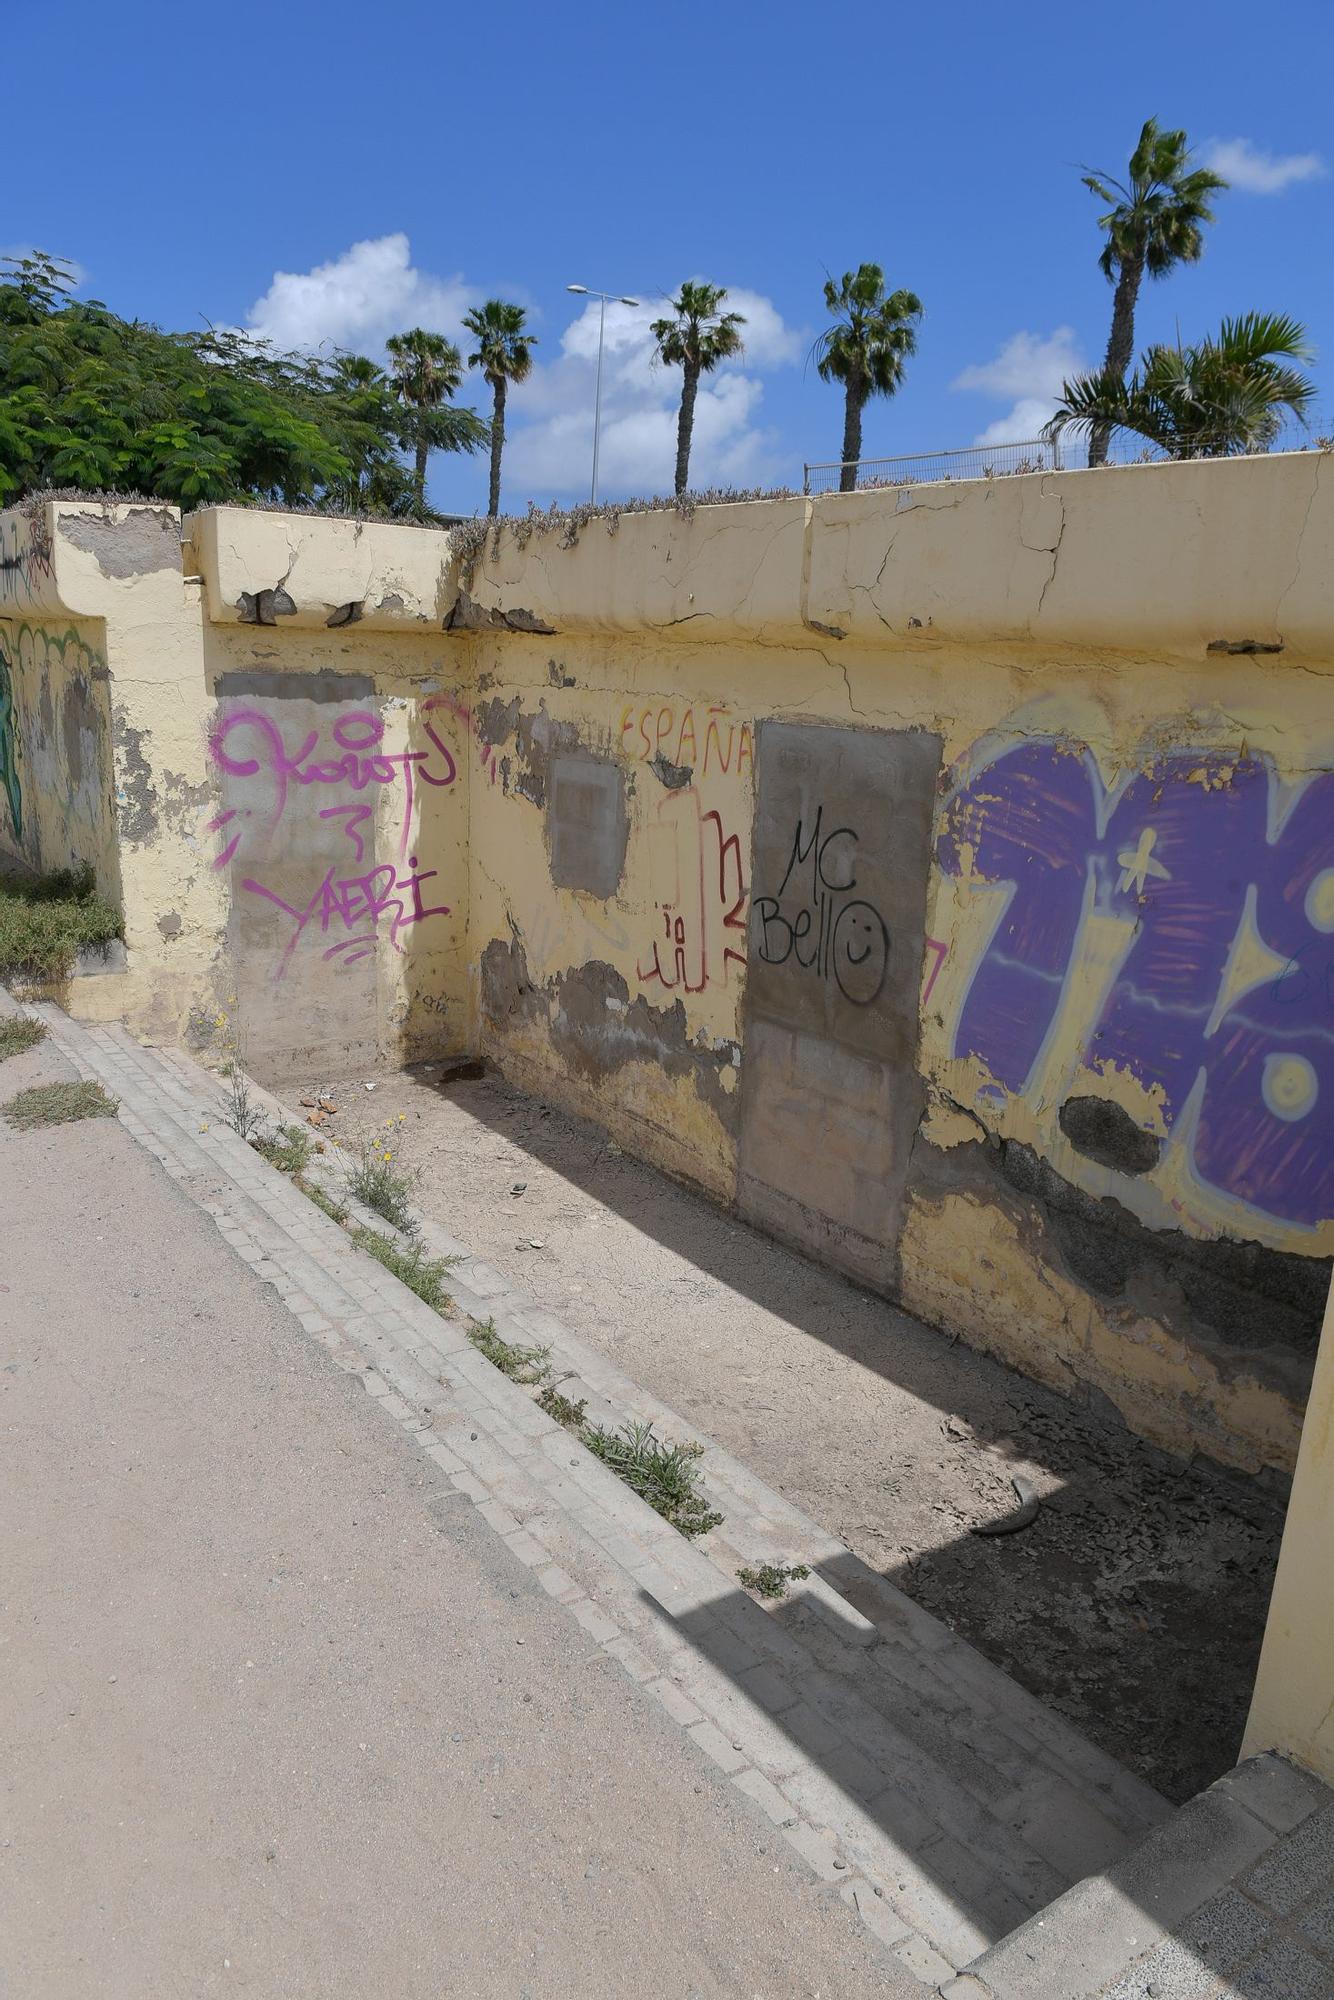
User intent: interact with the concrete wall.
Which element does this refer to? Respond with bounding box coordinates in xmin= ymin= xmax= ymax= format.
xmin=9 ymin=459 xmax=1334 ymax=1484
xmin=460 ymin=457 xmax=1334 ymax=1482
xmin=0 ymin=509 xmax=119 ymax=896
xmin=1244 ymin=1275 xmax=1334 ymax=1782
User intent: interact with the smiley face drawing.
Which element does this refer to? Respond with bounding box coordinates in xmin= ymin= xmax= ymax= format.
xmin=831 ymin=899 xmax=890 ymax=1005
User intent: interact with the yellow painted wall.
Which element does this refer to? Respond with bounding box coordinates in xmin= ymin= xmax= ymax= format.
xmin=10 ymin=467 xmax=1334 ymax=1480
xmin=1244 ymin=1279 xmax=1334 ymax=1782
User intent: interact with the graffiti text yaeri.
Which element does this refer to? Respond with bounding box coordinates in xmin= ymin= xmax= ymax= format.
xmin=209 ymin=701 xmax=458 ymax=980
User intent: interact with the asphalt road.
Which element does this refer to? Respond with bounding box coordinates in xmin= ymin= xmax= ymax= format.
xmin=0 ymin=1033 xmax=906 ymax=2000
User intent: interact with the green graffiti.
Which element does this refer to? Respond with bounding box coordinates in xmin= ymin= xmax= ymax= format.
xmin=0 ymin=643 xmax=21 ymax=838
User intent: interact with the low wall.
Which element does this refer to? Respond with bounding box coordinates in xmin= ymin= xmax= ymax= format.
xmin=0 ymin=512 xmax=119 ymax=897
xmin=8 ymin=454 xmax=1334 ymax=1479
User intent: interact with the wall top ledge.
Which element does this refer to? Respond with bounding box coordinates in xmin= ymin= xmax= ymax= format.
xmin=455 ymin=454 xmax=1334 ymax=661
xmin=1 ymin=498 xmax=185 ymax=619
xmin=6 ymin=450 xmax=1332 ymax=663
xmin=184 ymin=506 xmax=461 ymax=632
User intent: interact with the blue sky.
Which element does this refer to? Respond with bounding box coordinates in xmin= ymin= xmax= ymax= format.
xmin=10 ymin=0 xmax=1333 ymax=514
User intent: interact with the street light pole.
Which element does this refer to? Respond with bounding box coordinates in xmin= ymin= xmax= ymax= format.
xmin=567 ymin=284 xmax=640 ymax=505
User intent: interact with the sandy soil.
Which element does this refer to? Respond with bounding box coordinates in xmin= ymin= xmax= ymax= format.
xmin=285 ymin=1059 xmax=1288 ymax=1806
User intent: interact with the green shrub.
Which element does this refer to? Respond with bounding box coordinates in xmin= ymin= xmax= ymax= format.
xmin=0 ymin=864 xmax=122 ymax=981
xmin=254 ymin=1122 xmax=312 ymax=1175
xmin=467 ymin=1318 xmax=550 ymax=1383
xmin=352 ymin=1225 xmax=455 ymax=1314
xmin=581 ymin=1419 xmax=723 ymax=1539
xmin=347 ymin=1136 xmax=418 ymax=1233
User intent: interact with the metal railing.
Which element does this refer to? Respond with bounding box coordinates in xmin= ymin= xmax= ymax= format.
xmin=802 ymin=420 xmax=1333 ymax=495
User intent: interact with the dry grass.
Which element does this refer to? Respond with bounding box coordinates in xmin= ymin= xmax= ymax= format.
xmin=3 ymin=1079 xmax=117 ymax=1128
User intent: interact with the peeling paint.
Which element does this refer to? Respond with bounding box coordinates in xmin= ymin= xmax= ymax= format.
xmin=113 ymin=710 xmax=157 ymax=844
xmin=236 ymin=586 xmax=297 ymax=625
xmin=480 ymin=937 xmax=737 ymax=1133
xmin=650 ymin=749 xmax=693 ymax=790
xmin=58 ymin=506 xmax=180 ymax=579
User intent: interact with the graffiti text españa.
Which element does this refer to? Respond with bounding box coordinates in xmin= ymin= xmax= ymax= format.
xmin=620 ymin=702 xmax=754 ymax=778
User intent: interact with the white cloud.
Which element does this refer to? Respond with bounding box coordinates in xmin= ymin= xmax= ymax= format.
xmin=1203 ymin=138 xmax=1326 ymax=195
xmin=952 ymin=327 xmax=1085 ymax=445
xmin=503 ymin=290 xmax=797 ymax=501
xmin=245 ymin=232 xmax=478 ymax=354
xmin=241 ymin=241 xmax=798 ymax=502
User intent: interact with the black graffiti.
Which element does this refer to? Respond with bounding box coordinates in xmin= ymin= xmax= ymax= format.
xmin=754 ymin=806 xmax=891 ymax=1006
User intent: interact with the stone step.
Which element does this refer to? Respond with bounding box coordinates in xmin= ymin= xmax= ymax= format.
xmin=35 ymin=1009 xmax=1170 ymax=1986
xmin=946 ymin=1753 xmax=1334 ymax=1999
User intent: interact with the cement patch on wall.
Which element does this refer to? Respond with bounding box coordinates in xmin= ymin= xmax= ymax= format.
xmin=546 ymin=751 xmax=629 ymax=898
xmin=214 ymin=668 xmax=375 ymax=703
xmin=737 ymin=720 xmax=942 ymax=1291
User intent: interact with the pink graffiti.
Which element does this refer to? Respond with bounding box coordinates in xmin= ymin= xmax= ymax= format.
xmin=922 ymin=935 xmax=949 ymax=1004
xmin=241 ymin=852 xmax=450 ymax=982
xmin=209 ymin=705 xmax=458 ymax=856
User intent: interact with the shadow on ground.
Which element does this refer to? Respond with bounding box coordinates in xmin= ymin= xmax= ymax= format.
xmin=314 ymin=1059 xmax=1289 ymax=1806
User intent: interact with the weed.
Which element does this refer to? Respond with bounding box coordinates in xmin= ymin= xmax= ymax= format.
xmin=347 ymin=1136 xmax=418 ymax=1234
xmin=537 ymin=1383 xmax=588 ymax=1430
xmin=467 ymin=1318 xmax=550 ymax=1383
xmin=3 ymin=1079 xmax=117 ymax=1129
xmin=0 ymin=1016 xmax=47 ymax=1061
xmin=224 ymin=1056 xmax=265 ymax=1143
xmin=580 ymin=1419 xmax=723 ymax=1539
xmin=254 ymin=1122 xmax=312 ymax=1175
xmin=0 ymin=864 xmax=122 ymax=981
xmin=352 ymin=1224 xmax=455 ymax=1314
xmin=737 ymin=1561 xmax=811 ymax=1600
xmin=295 ymin=1175 xmax=350 ymax=1226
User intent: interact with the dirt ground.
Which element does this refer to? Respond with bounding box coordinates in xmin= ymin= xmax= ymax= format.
xmin=283 ymin=1060 xmax=1288 ymax=1807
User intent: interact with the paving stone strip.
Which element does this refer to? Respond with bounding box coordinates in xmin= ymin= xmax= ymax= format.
xmin=945 ymin=1753 xmax=1334 ymax=1998
xmin=21 ymin=1004 xmax=1172 ymax=1990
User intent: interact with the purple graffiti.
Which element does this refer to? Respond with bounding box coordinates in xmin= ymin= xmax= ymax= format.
xmin=241 ymin=853 xmax=450 ymax=981
xmin=209 ymin=705 xmax=457 ymax=856
xmin=938 ymin=741 xmax=1334 ymax=1226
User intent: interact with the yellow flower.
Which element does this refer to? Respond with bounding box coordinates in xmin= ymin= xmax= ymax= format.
xmin=398 ymin=1113 xmax=406 ymax=1123
xmin=198 ymin=1123 xmax=209 ymax=1132
xmin=214 ymin=1013 xmax=227 ymax=1027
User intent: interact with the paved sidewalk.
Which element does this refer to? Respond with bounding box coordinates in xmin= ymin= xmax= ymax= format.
xmin=4 ymin=1000 xmax=1178 ymax=1988
xmin=951 ymin=1755 xmax=1334 ymax=1998
xmin=0 ymin=1025 xmax=909 ymax=1999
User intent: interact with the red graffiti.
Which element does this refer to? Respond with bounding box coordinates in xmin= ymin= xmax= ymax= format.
xmin=637 ymin=790 xmax=747 ymax=993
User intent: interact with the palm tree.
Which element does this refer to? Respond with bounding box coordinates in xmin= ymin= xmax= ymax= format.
xmin=385 ymin=328 xmax=467 ymax=507
xmin=813 ymin=265 xmax=922 ymax=491
xmin=462 ymin=300 xmax=537 ymax=518
xmin=650 ymin=281 xmax=746 ymax=495
xmin=1082 ymin=119 xmax=1228 ymax=465
xmin=1046 ymin=314 xmax=1315 ymax=460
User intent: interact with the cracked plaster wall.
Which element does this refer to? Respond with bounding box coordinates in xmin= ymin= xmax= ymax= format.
xmin=0 ymin=612 xmax=119 ymax=898
xmin=10 ymin=469 xmax=1334 ymax=1478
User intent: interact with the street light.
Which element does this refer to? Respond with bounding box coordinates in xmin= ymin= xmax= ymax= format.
xmin=567 ymin=283 xmax=640 ymax=503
